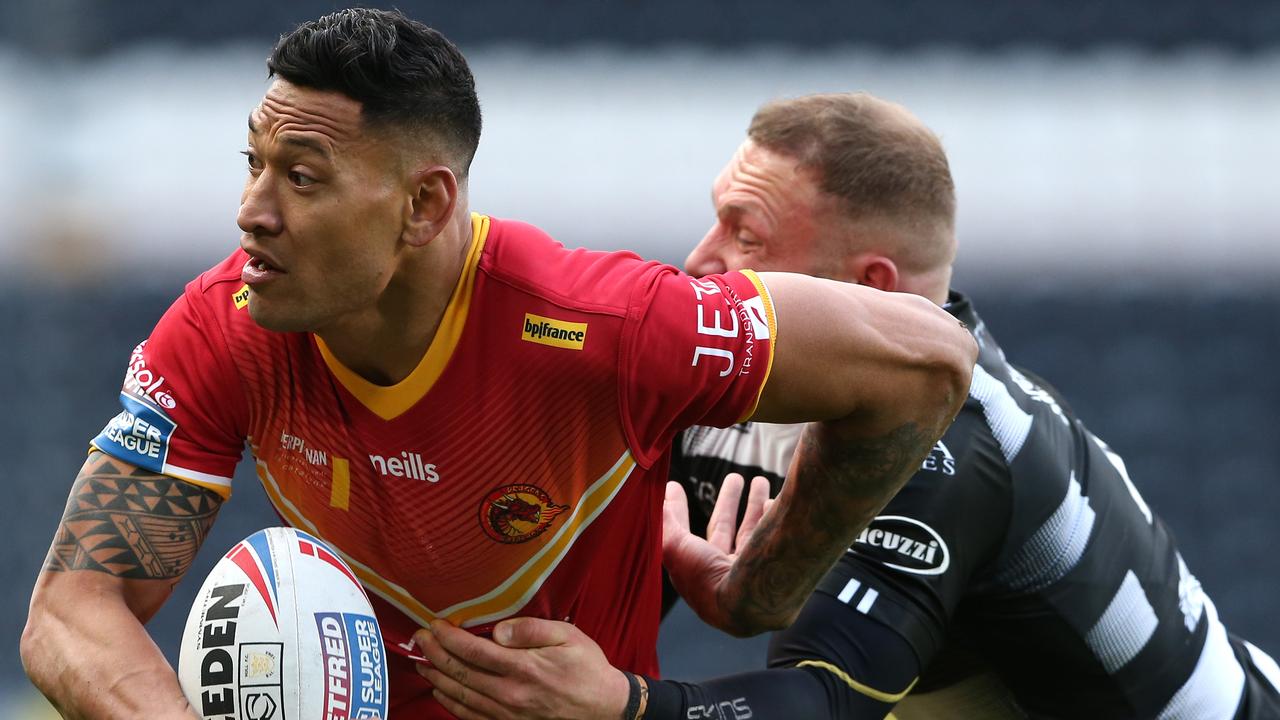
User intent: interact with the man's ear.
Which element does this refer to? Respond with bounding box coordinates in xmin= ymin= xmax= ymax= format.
xmin=848 ymin=254 xmax=899 ymax=292
xmin=402 ymin=165 xmax=459 ymax=247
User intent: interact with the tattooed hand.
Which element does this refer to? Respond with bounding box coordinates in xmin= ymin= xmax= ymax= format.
xmin=673 ymin=420 xmax=939 ymax=637
xmin=663 ymin=473 xmax=775 ymax=632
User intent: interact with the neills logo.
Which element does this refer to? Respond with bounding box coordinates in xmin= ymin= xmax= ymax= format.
xmin=521 ymin=313 xmax=587 ymax=350
xmin=369 ymin=452 xmax=439 ymax=483
xmin=852 ymin=515 xmax=950 ymax=575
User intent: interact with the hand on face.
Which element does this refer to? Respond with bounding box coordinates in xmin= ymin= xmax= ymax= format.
xmin=661 ymin=473 xmax=775 ymax=633
xmin=414 ymin=617 xmax=630 ymax=720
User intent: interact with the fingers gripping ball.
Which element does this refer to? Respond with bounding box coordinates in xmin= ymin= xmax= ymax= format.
xmin=178 ymin=527 xmax=390 ymax=719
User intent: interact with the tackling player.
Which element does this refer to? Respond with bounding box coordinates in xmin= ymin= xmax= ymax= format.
xmin=19 ymin=12 xmax=976 ymax=720
xmin=414 ymin=93 xmax=1280 ymax=719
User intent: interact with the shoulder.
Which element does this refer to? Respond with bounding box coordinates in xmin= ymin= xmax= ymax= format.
xmin=479 ymin=216 xmax=671 ymax=315
xmin=174 ymin=250 xmax=268 ymax=337
xmin=177 ymin=250 xmax=249 ymax=316
xmin=883 ymin=403 xmax=1013 ymax=535
xmin=959 ymin=317 xmax=1079 ymax=482
xmin=138 ymin=250 xmax=276 ymax=371
xmin=956 ymin=338 xmax=1093 ymax=568
xmin=924 ymin=405 xmax=1008 ymax=488
xmin=846 ymin=384 xmax=1016 ymax=577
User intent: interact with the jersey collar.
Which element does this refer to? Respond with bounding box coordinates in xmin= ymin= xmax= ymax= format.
xmin=314 ymin=213 xmax=491 ymax=421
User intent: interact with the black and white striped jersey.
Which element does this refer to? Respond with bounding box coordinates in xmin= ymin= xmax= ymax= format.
xmin=670 ymin=291 xmax=1280 ymax=719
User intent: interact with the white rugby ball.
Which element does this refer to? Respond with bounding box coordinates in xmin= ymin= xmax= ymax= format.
xmin=178 ymin=527 xmax=390 ymax=719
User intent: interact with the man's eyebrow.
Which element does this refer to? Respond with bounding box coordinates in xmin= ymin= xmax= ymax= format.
xmin=246 ymin=113 xmax=331 ymax=159
xmin=281 ymin=135 xmax=332 ymax=159
xmin=717 ymin=202 xmax=745 ymax=219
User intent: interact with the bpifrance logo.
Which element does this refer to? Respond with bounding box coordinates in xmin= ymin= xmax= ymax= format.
xmin=479 ymin=484 xmax=570 ymax=544
xmin=315 ymin=612 xmax=388 ymax=719
xmin=520 ymin=313 xmax=587 ymax=350
xmin=233 ymin=284 xmax=251 ymax=310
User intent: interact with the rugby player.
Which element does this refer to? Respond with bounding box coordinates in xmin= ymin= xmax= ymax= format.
xmin=415 ymin=93 xmax=1280 ymax=719
xmin=19 ymin=12 xmax=976 ymax=720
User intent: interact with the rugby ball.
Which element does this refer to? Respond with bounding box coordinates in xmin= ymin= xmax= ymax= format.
xmin=178 ymin=527 xmax=390 ymax=719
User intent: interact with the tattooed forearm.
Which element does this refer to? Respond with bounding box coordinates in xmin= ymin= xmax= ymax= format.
xmin=719 ymin=420 xmax=935 ymax=634
xmin=44 ymin=451 xmax=223 ymax=579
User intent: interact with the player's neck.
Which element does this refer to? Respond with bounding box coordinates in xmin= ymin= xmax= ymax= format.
xmin=316 ymin=211 xmax=474 ymax=386
xmin=897 ymin=266 xmax=952 ymax=307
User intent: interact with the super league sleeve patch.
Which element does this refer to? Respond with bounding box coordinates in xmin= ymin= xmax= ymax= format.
xmin=92 ymin=392 xmax=177 ymax=473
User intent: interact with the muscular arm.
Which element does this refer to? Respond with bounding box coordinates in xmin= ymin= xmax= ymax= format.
xmin=750 ymin=273 xmax=972 ymax=426
xmin=21 ymin=450 xmax=223 ymax=720
xmin=715 ymin=274 xmax=975 ymax=634
xmin=418 ymin=593 xmax=919 ymax=720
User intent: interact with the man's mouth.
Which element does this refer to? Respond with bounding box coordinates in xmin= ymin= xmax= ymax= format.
xmin=242 ymin=255 xmax=286 ymax=285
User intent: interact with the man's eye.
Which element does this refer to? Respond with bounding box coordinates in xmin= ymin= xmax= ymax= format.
xmin=289 ymin=171 xmax=316 ymax=188
xmin=241 ymin=150 xmax=263 ymax=171
xmin=736 ymin=235 xmax=760 ymax=251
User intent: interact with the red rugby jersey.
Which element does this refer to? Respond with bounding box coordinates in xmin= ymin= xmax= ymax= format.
xmin=92 ymin=214 xmax=776 ymax=713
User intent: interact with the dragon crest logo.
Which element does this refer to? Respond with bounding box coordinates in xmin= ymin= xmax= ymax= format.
xmin=479 ymin=484 xmax=570 ymax=544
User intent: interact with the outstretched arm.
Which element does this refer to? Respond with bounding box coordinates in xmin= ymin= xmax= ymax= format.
xmin=21 ymin=450 xmax=222 ymax=720
xmin=416 ymin=477 xmax=917 ymax=720
xmin=417 ymin=616 xmax=908 ymax=720
xmin=707 ymin=274 xmax=975 ymax=634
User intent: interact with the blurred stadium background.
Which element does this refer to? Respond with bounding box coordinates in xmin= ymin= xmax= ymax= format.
xmin=2 ymin=1 xmax=1277 ymax=716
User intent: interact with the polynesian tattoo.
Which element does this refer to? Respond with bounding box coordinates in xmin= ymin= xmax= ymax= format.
xmin=44 ymin=450 xmax=223 ymax=579
xmin=720 ymin=420 xmax=935 ymax=633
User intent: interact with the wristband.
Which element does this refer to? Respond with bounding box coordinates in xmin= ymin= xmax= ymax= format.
xmin=636 ymin=674 xmax=649 ymax=718
xmin=623 ymin=671 xmax=644 ymax=720
xmin=639 ymin=676 xmax=682 ymax=719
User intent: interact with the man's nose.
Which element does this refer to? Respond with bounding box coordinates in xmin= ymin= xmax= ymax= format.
xmin=237 ymin=173 xmax=283 ymax=236
xmin=684 ymin=226 xmax=727 ymax=277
